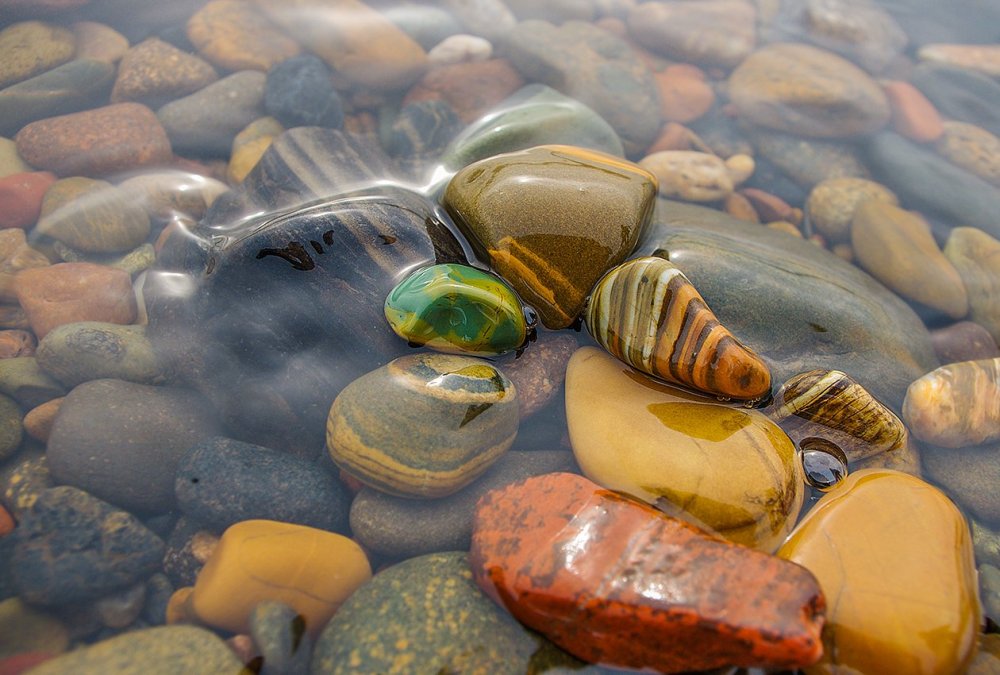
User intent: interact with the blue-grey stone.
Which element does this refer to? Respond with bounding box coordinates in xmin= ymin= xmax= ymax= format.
xmin=264 ymin=55 xmax=343 ymax=130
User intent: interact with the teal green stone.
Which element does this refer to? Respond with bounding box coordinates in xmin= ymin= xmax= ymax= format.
xmin=384 ymin=263 xmax=527 ymax=355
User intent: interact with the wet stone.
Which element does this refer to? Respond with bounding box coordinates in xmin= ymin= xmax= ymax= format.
xmin=0 ymin=598 xmax=69 ymax=659
xmin=0 ymin=228 xmax=49 ymax=303
xmin=385 ymin=99 xmax=462 ymax=178
xmin=935 ymin=121 xmax=1000 ymax=189
xmin=799 ymin=437 xmax=849 ymax=491
xmin=0 ymin=393 xmax=22 ymax=461
xmin=805 ymin=176 xmax=898 ymax=244
xmin=111 ymin=37 xmax=219 ymax=109
xmin=910 ymin=62 xmax=1000 ymax=137
xmin=0 ymin=329 xmax=35 ymax=359
xmin=0 ymin=357 xmax=64 ymax=409
xmin=0 ymin=170 xmax=55 ymax=229
xmin=186 ymin=0 xmax=302 ymax=72
xmin=924 ymin=442 xmax=1000 ymax=526
xmin=639 ymin=151 xmax=753 ymax=202
xmin=37 ymin=176 xmax=151 ymax=253
xmin=931 ymin=321 xmax=1000 ymax=365
xmin=11 ymin=485 xmax=165 ymax=606
xmin=945 ymin=227 xmax=1000 ymax=344
xmin=918 ymin=43 xmax=1000 ymax=79
xmin=71 ymin=21 xmax=129 ymax=64
xmin=35 ymin=322 xmax=162 ymax=388
xmin=0 ymin=58 xmax=116 ymax=137
xmin=162 ymin=518 xmax=217 ymax=588
xmin=23 ymin=396 xmax=62 ymax=443
xmin=883 ymin=79 xmax=945 ymax=143
xmin=903 ymin=358 xmax=1000 ymax=448
xmin=0 ymin=137 xmax=30 ymax=178
xmin=264 ymin=55 xmax=344 ymax=130
xmin=389 ymin=5 xmax=463 ymax=51
xmin=404 ymin=58 xmax=524 ymax=125
xmin=627 ymin=0 xmax=756 ymax=69
xmin=248 ymin=601 xmax=312 ymax=675
xmin=427 ymin=33 xmax=492 ymax=66
xmin=0 ymin=21 xmax=75 ymax=89
xmin=227 ymin=116 xmax=283 ymax=184
xmin=748 ymin=127 xmax=870 ymax=190
xmin=798 ymin=0 xmax=908 ymax=73
xmin=94 ymin=582 xmax=146 ymax=629
xmin=117 ymin=171 xmax=228 ymax=224
xmin=174 ymin=436 xmax=350 ymax=533
xmin=497 ymin=331 xmax=578 ymax=418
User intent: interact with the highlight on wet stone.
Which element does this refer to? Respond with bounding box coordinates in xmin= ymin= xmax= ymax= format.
xmin=798 ymin=437 xmax=849 ymax=491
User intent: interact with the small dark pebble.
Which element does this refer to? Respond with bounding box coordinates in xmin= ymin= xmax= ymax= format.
xmin=264 ymin=55 xmax=343 ymax=129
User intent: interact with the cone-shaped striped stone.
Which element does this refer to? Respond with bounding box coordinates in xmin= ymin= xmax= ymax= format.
xmin=585 ymin=256 xmax=771 ymax=401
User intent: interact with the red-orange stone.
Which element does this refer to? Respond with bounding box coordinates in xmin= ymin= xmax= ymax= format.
xmin=470 ymin=472 xmax=826 ymax=673
xmin=0 ymin=172 xmax=56 ymax=229
xmin=883 ymin=80 xmax=944 ymax=143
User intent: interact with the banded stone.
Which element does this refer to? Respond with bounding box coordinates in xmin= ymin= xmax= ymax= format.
xmin=767 ymin=369 xmax=908 ymax=462
xmin=384 ymin=263 xmax=527 ymax=355
xmin=585 ymin=256 xmax=771 ymax=401
xmin=903 ymin=358 xmax=1000 ymax=448
xmin=326 ymin=353 xmax=518 ymax=498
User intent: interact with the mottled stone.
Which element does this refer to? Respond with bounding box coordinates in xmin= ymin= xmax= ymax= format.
xmin=326 ymin=353 xmax=518 ymax=498
xmin=628 ymin=0 xmax=756 ymax=68
xmin=264 ymin=55 xmax=343 ymax=130
xmin=779 ymin=470 xmax=979 ymax=675
xmin=11 ymin=486 xmax=164 ymax=606
xmin=312 ymin=551 xmax=546 ymax=674
xmin=0 ymin=22 xmax=74 ymax=89
xmin=444 ymin=145 xmax=656 ymax=329
xmin=186 ymin=0 xmax=302 ymax=72
xmin=111 ymin=38 xmax=218 ymax=108
xmin=639 ymin=151 xmax=752 ymax=201
xmin=47 ymin=379 xmax=222 ymax=512
xmin=851 ymin=200 xmax=968 ymax=319
xmin=945 ymin=227 xmax=1000 ymax=344
xmin=161 ymin=518 xmax=217 ymax=589
xmin=226 ymin=116 xmax=283 ymax=184
xmin=728 ymin=43 xmax=890 ymax=138
xmin=0 ymin=170 xmax=55 ymax=229
xmin=805 ymin=176 xmax=898 ymax=243
xmin=35 ymin=322 xmax=161 ymax=387
xmin=0 ymin=137 xmax=30 ymax=178
xmin=0 ymin=58 xmax=116 ymax=136
xmin=404 ymin=58 xmax=524 ymax=125
xmin=500 ymin=20 xmax=660 ymax=155
xmin=37 ymin=177 xmax=151 ymax=253
xmin=175 ymin=436 xmax=350 ymax=532
xmin=883 ymin=79 xmax=944 ymax=143
xmin=472 ymin=472 xmax=825 ymax=672
xmin=157 ymin=70 xmax=266 ymax=157
xmin=748 ymin=126 xmax=870 ymax=190
xmin=15 ymin=103 xmax=172 ymax=177
xmin=903 ymin=358 xmax=1000 ymax=448
xmin=191 ymin=520 xmax=370 ymax=635
xmin=936 ymin=121 xmax=1000 ymax=188
xmin=24 ymin=625 xmax=242 ymax=675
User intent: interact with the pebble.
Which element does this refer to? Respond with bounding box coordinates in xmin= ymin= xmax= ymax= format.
xmin=444 ymin=145 xmax=656 ymax=329
xmin=385 ymin=4 xmax=463 ymax=51
xmin=35 ymin=322 xmax=162 ymax=387
xmin=326 ymin=353 xmax=518 ymax=498
xmin=0 ymin=305 xmax=30 ymax=330
xmin=748 ymin=126 xmax=870 ymax=189
xmin=404 ymin=58 xmax=524 ymax=125
xmin=0 ymin=229 xmax=49 ymax=303
xmin=728 ymin=43 xmax=890 ymax=137
xmin=185 ymin=0 xmax=302 ymax=72
xmin=434 ymin=0 xmax=516 ymax=42
xmin=11 ymin=485 xmax=165 ymax=606
xmin=903 ymin=358 xmax=1000 ymax=448
xmin=94 ymin=582 xmax=146 ymax=629
xmin=22 ymin=396 xmax=61 ymax=443
xmin=190 ymin=519 xmax=371 ymax=635
xmin=47 ymin=379 xmax=222 ymax=512
xmin=384 ymin=99 xmax=462 ymax=178
xmin=24 ymin=625 xmax=242 ymax=675
xmin=586 ymin=256 xmax=771 ymax=400
xmin=162 ymin=519 xmax=218 ymax=589
xmin=639 ymin=150 xmax=752 ymax=201
xmin=157 ymin=70 xmax=266 ymax=157
xmin=174 ymin=436 xmax=350 ymax=532
xmin=500 ymin=19 xmax=661 ymax=156
xmin=349 ymin=449 xmax=575 ymax=558
xmin=37 ymin=177 xmax=151 ymax=253
xmin=15 ymin=262 xmax=136 ymax=339
xmin=918 ymin=43 xmax=1000 ymax=79
xmin=911 ymin=63 xmax=1000 ymax=137
xmin=263 ymin=55 xmax=343 ymax=130
xmin=741 ymin=187 xmax=799 ymax=223
xmin=0 ymin=138 xmax=30 ymax=178
xmin=0 ymin=357 xmax=64 ymax=408
xmin=931 ymin=321 xmax=1000 ymax=365
xmin=804 ymin=176 xmax=898 ymax=243
xmin=384 ymin=263 xmax=527 ymax=355
xmin=778 ymin=469 xmax=979 ymax=675
xmin=0 ymin=329 xmax=35 ymax=358
xmin=142 ymin=573 xmax=173 ymax=626
xmin=0 ymin=393 xmax=22 ymax=460
xmin=799 ymin=437 xmax=849 ymax=491
xmin=115 ymin=171 xmax=228 ymax=223
xmin=653 ymin=64 xmax=715 ymax=125
xmin=945 ymin=227 xmax=1000 ymax=344
xmin=0 ymin=59 xmax=116 ymax=137
xmin=497 ymin=331 xmax=577 ymax=418
xmin=254 ymin=0 xmax=428 ymax=91
xmin=110 ymin=37 xmax=218 ymax=108
xmin=566 ymin=347 xmax=800 ymax=551
xmin=924 ymin=442 xmax=1000 ymax=526
xmin=882 ymin=79 xmax=944 ymax=143
xmin=0 ymin=171 xmax=55 ymax=229
xmin=0 ymin=598 xmax=68 ymax=659
xmin=0 ymin=502 xmax=12 ymax=535
xmin=71 ymin=21 xmax=129 ymax=64
xmin=851 ymin=200 xmax=968 ymax=319
xmin=935 ymin=120 xmax=1000 ymax=188
xmin=798 ymin=0 xmax=908 ymax=73
xmin=248 ymin=601 xmax=311 ymax=675
xmin=0 ymin=22 xmax=75 ymax=89
xmin=427 ymin=34 xmax=492 ymax=66
xmin=471 ymin=472 xmax=825 ymax=672
xmin=14 ymin=103 xmax=172 ymax=177
xmin=628 ymin=0 xmax=757 ymax=68
xmin=226 ymin=116 xmax=283 ymax=184
xmin=440 ymin=83 xmax=625 ymax=172
xmin=312 ymin=551 xmax=545 ymax=675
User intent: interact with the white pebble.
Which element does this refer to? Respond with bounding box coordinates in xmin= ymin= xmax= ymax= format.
xmin=428 ymin=34 xmax=493 ymax=66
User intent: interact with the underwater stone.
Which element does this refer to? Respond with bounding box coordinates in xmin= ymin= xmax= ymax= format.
xmin=903 ymin=357 xmax=1000 ymax=448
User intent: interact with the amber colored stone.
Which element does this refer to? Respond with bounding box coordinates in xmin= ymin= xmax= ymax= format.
xmin=645 ymin=121 xmax=694 ymax=154
xmin=403 ymin=59 xmax=524 ymax=124
xmin=444 ymin=145 xmax=657 ymax=329
xmin=187 ymin=0 xmax=302 ymax=72
xmin=14 ymin=262 xmax=136 ymax=339
xmin=779 ymin=469 xmax=979 ymax=675
xmin=0 ymin=503 xmax=13 ymax=536
xmin=165 ymin=586 xmax=196 ymax=626
xmin=0 ymin=329 xmax=35 ymax=358
xmin=190 ymin=520 xmax=371 ymax=636
xmin=883 ymin=80 xmax=944 ymax=143
xmin=470 ymin=472 xmax=825 ymax=673
xmin=0 ymin=171 xmax=55 ymax=229
xmin=23 ymin=396 xmax=62 ymax=443
xmin=903 ymin=357 xmax=1000 ymax=448
xmin=724 ymin=192 xmax=760 ymax=223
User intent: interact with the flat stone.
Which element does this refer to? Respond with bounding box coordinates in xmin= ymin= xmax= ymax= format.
xmin=637 ymin=201 xmax=939 ymax=409
xmin=0 ymin=170 xmax=55 ymax=229
xmin=111 ymin=37 xmax=219 ymax=108
xmin=728 ymin=43 xmax=890 ymax=138
xmin=349 ymin=449 xmax=575 ymax=558
xmin=11 ymin=485 xmax=164 ymax=606
xmin=312 ymin=551 xmax=547 ymax=674
xmin=157 ymin=70 xmax=265 ymax=157
xmin=263 ymin=55 xmax=343 ymax=129
xmin=566 ymin=347 xmax=800 ymax=551
xmin=500 ymin=20 xmax=661 ymax=156
xmin=186 ymin=0 xmax=302 ymax=72
xmin=748 ymin=126 xmax=870 ymax=189
xmin=805 ymin=176 xmax=898 ymax=243
xmin=935 ymin=121 xmax=1000 ymax=188
xmin=403 ymin=58 xmax=524 ymax=125
xmin=443 ymin=145 xmax=656 ymax=329
xmin=628 ymin=0 xmax=756 ymax=68
xmin=778 ymin=470 xmax=979 ymax=675
xmin=0 ymin=58 xmax=116 ymax=137
xmin=883 ymin=79 xmax=944 ymax=143
xmin=35 ymin=321 xmax=162 ymax=388
xmin=37 ymin=176 xmax=151 ymax=253
xmin=15 ymin=103 xmax=172 ymax=177
xmin=46 ymin=379 xmax=222 ymax=512
xmin=0 ymin=21 xmax=74 ymax=89
xmin=903 ymin=358 xmax=1000 ymax=448
xmin=175 ymin=436 xmax=350 ymax=532
xmin=471 ymin=472 xmax=825 ymax=672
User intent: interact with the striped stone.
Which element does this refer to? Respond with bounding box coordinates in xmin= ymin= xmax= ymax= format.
xmin=903 ymin=357 xmax=1000 ymax=448
xmin=585 ymin=256 xmax=771 ymax=401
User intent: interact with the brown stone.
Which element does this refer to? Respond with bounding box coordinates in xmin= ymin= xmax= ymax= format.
xmin=36 ymin=177 xmax=151 ymax=253
xmin=724 ymin=191 xmax=760 ymax=223
xmin=0 ymin=329 xmax=35 ymax=358
xmin=0 ymin=21 xmax=75 ymax=89
xmin=0 ymin=171 xmax=55 ymax=229
xmin=644 ymin=121 xmax=693 ymax=154
xmin=70 ymin=21 xmax=128 ymax=64
xmin=805 ymin=176 xmax=898 ymax=243
xmin=0 ymin=229 xmax=48 ymax=302
xmin=935 ymin=121 xmax=1000 ymax=189
xmin=904 ymin=358 xmax=1000 ymax=448
xmin=930 ymin=321 xmax=1000 ymax=365
xmin=628 ymin=0 xmax=756 ymax=68
xmin=497 ymin=332 xmax=577 ymax=418
xmin=187 ymin=0 xmax=302 ymax=72
xmin=15 ymin=103 xmax=172 ymax=177
xmin=111 ymin=38 xmax=218 ymax=108
xmin=403 ymin=59 xmax=523 ymax=124
xmin=14 ymin=262 xmax=136 ymax=339
xmin=23 ymin=396 xmax=61 ymax=442
xmin=653 ymin=64 xmax=715 ymax=124
xmin=945 ymin=227 xmax=1000 ymax=344
xmin=883 ymin=80 xmax=944 ymax=143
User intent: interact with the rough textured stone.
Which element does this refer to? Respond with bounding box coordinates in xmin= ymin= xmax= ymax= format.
xmin=111 ymin=37 xmax=218 ymax=108
xmin=805 ymin=176 xmax=898 ymax=243
xmin=187 ymin=0 xmax=301 ymax=72
xmin=35 ymin=321 xmax=162 ymax=387
xmin=748 ymin=126 xmax=870 ymax=189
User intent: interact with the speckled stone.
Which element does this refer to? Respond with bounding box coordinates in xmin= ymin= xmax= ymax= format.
xmin=0 ymin=226 xmax=52 ymax=302
xmin=35 ymin=322 xmax=162 ymax=388
xmin=628 ymin=0 xmax=756 ymax=68
xmin=0 ymin=22 xmax=75 ymax=89
xmin=264 ymin=55 xmax=343 ymax=130
xmin=0 ymin=58 xmax=116 ymax=136
xmin=0 ymin=450 xmax=50 ymax=516
xmin=186 ymin=0 xmax=302 ymax=72
xmin=312 ymin=551 xmax=546 ymax=674
xmin=805 ymin=176 xmax=898 ymax=243
xmin=497 ymin=331 xmax=578 ymax=418
xmin=796 ymin=0 xmax=907 ymax=73
xmin=945 ymin=227 xmax=1000 ymax=344
xmin=37 ymin=177 xmax=151 ymax=253
xmin=161 ymin=518 xmax=218 ymax=589
xmin=11 ymin=485 xmax=165 ymax=606
xmin=639 ymin=151 xmax=753 ymax=201
xmin=935 ymin=121 xmax=1000 ymax=189
xmin=111 ymin=37 xmax=219 ymax=108
xmin=175 ymin=436 xmax=350 ymax=532
xmin=24 ymin=625 xmax=242 ymax=675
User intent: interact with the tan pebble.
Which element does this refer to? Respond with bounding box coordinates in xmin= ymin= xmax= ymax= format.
xmin=71 ymin=21 xmax=128 ymax=63
xmin=724 ymin=153 xmax=754 ymax=185
xmin=116 ymin=171 xmax=228 ymax=222
xmin=740 ymin=187 xmax=794 ymax=222
xmin=187 ymin=0 xmax=301 ymax=72
xmin=23 ymin=396 xmax=62 ymax=442
xmin=190 ymin=530 xmax=220 ymax=564
xmin=767 ymin=221 xmax=802 ymax=237
xmin=0 ymin=329 xmax=35 ymax=358
xmin=0 ymin=138 xmax=31 ymax=179
xmin=0 ymin=21 xmax=75 ymax=89
xmin=228 ymin=136 xmax=273 ymax=184
xmin=627 ymin=0 xmax=756 ymax=69
xmin=111 ymin=37 xmax=219 ymax=107
xmin=639 ymin=150 xmax=734 ymax=201
xmin=882 ymin=80 xmax=944 ymax=143
xmin=805 ymin=176 xmax=898 ymax=243
xmin=935 ymin=121 xmax=1000 ymax=189
xmin=904 ymin=358 xmax=1000 ymax=448
xmin=427 ymin=34 xmax=493 ymax=66
xmin=918 ymin=43 xmax=1000 ymax=79
xmin=0 ymin=229 xmax=49 ymax=303
xmin=723 ymin=192 xmax=760 ymax=223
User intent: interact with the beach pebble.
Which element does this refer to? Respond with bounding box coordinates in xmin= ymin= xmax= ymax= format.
xmin=35 ymin=322 xmax=161 ymax=387
xmin=924 ymin=442 xmax=1000 ymax=526
xmin=0 ymin=598 xmax=68 ymax=659
xmin=883 ymin=80 xmax=944 ymax=143
xmin=911 ymin=63 xmax=1000 ymax=137
xmin=36 ymin=177 xmax=150 ymax=253
xmin=264 ymin=55 xmax=343 ymax=130
xmin=935 ymin=120 xmax=1000 ymax=188
xmin=428 ymin=34 xmax=492 ymax=66
xmin=931 ymin=321 xmax=1000 ymax=365
xmin=945 ymin=227 xmax=1000 ymax=344
xmin=162 ymin=519 xmax=218 ymax=589
xmin=639 ymin=150 xmax=751 ymax=201
xmin=653 ymin=64 xmax=714 ymax=124
xmin=0 ymin=22 xmax=74 ymax=89
xmin=0 ymin=170 xmax=54 ymax=229
xmin=111 ymin=38 xmax=218 ymax=109
xmin=0 ymin=357 xmax=63 ymax=408
xmin=248 ymin=601 xmax=312 ymax=675
xmin=186 ymin=0 xmax=302 ymax=72
xmin=904 ymin=358 xmax=1000 ymax=448
xmin=22 ymin=396 xmax=61 ymax=443
xmin=805 ymin=176 xmax=898 ymax=243
xmin=918 ymin=43 xmax=1000 ymax=79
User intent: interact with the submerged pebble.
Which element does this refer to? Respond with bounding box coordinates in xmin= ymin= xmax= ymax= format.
xmin=903 ymin=358 xmax=1000 ymax=448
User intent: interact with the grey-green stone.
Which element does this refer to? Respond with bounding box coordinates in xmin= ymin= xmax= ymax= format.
xmin=250 ymin=601 xmax=312 ymax=675
xmin=36 ymin=322 xmax=163 ymax=388
xmin=0 ymin=357 xmax=65 ymax=409
xmin=0 ymin=393 xmax=22 ymax=461
xmin=0 ymin=59 xmax=115 ymax=136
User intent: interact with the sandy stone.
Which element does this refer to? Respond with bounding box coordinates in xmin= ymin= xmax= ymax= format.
xmin=116 ymin=171 xmax=228 ymax=222
xmin=945 ymin=227 xmax=1000 ymax=344
xmin=427 ymin=34 xmax=493 ymax=66
xmin=883 ymin=79 xmax=944 ymax=143
xmin=640 ymin=150 xmax=751 ymax=201
xmin=111 ymin=38 xmax=218 ymax=108
xmin=628 ymin=0 xmax=756 ymax=68
xmin=23 ymin=396 xmax=60 ymax=442
xmin=404 ymin=58 xmax=523 ymax=124
xmin=186 ymin=0 xmax=302 ymax=72
xmin=935 ymin=121 xmax=1000 ymax=189
xmin=0 ymin=22 xmax=75 ymax=89
xmin=71 ymin=21 xmax=128 ymax=64
xmin=748 ymin=127 xmax=870 ymax=189
xmin=805 ymin=176 xmax=898 ymax=243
